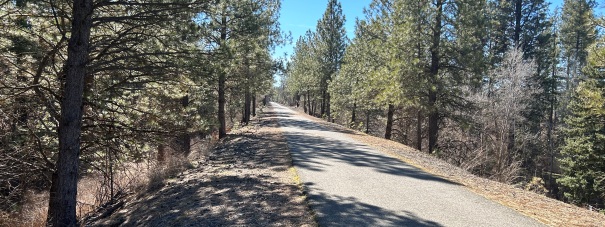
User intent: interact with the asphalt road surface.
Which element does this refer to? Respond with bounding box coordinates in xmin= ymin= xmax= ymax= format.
xmin=271 ymin=103 xmax=543 ymax=227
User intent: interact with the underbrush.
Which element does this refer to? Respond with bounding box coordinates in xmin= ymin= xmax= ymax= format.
xmin=0 ymin=138 xmax=213 ymax=227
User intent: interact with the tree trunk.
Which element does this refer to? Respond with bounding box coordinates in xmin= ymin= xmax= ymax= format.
xmin=303 ymin=93 xmax=308 ymax=113
xmin=365 ymin=110 xmax=370 ymax=134
xmin=428 ymin=0 xmax=443 ymax=154
xmin=428 ymin=93 xmax=438 ymax=153
xmin=514 ymin=0 xmax=522 ymax=46
xmin=181 ymin=95 xmax=191 ymax=154
xmin=320 ymin=90 xmax=326 ymax=117
xmin=311 ymin=99 xmax=316 ymax=116
xmin=385 ymin=104 xmax=394 ymax=140
xmin=218 ymin=13 xmax=228 ymax=139
xmin=416 ymin=110 xmax=422 ymax=151
xmin=351 ymin=101 xmax=356 ymax=125
xmin=404 ymin=117 xmax=410 ymax=145
xmin=252 ymin=95 xmax=256 ymax=117
xmin=548 ymin=75 xmax=557 ymax=196
xmin=47 ymin=0 xmax=93 ymax=225
xmin=326 ymin=92 xmax=331 ymax=121
xmin=243 ymin=88 xmax=251 ymax=124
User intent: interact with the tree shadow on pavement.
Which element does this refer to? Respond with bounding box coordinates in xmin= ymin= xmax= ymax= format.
xmin=307 ymin=191 xmax=444 ymax=227
xmin=280 ymin=129 xmax=457 ymax=185
xmin=266 ymin=104 xmax=457 ymax=185
xmin=267 ymin=103 xmax=455 ymax=226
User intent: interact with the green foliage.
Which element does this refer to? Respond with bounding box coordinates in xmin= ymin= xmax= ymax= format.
xmin=560 ymin=0 xmax=597 ymax=84
xmin=558 ymin=41 xmax=605 ymax=206
xmin=274 ymin=0 xmax=605 ymax=212
xmin=286 ymin=0 xmax=346 ymax=118
xmin=0 ymin=0 xmax=279 ymax=213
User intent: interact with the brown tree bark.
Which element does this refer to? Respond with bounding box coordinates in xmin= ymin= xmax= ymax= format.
xmin=320 ymin=90 xmax=326 ymax=117
xmin=252 ymin=95 xmax=256 ymax=117
xmin=181 ymin=95 xmax=191 ymax=154
xmin=351 ymin=101 xmax=356 ymax=125
xmin=326 ymin=92 xmax=331 ymax=120
xmin=47 ymin=0 xmax=93 ymax=225
xmin=416 ymin=110 xmax=422 ymax=151
xmin=428 ymin=0 xmax=442 ymax=154
xmin=365 ymin=110 xmax=370 ymax=134
xmin=514 ymin=0 xmax=522 ymax=46
xmin=218 ymin=13 xmax=227 ymax=139
xmin=242 ymin=88 xmax=251 ymax=124
xmin=385 ymin=104 xmax=395 ymax=140
xmin=303 ymin=92 xmax=308 ymax=113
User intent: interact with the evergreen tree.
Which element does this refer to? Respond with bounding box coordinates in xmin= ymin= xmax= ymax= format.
xmin=558 ymin=40 xmax=605 ymax=207
xmin=286 ymin=31 xmax=323 ymax=116
xmin=560 ymin=0 xmax=597 ymax=90
xmin=316 ymin=0 xmax=347 ymax=120
xmin=0 ymin=0 xmax=279 ymax=222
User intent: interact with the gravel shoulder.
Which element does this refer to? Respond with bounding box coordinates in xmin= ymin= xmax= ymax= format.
xmin=86 ymin=106 xmax=315 ymax=227
xmin=285 ymin=104 xmax=605 ymax=227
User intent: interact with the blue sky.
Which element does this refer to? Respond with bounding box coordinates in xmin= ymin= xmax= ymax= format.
xmin=273 ymin=0 xmax=591 ymax=59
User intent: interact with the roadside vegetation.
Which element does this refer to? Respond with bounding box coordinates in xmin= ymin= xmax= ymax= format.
xmin=1 ymin=0 xmax=283 ymax=225
xmin=276 ymin=0 xmax=605 ymax=214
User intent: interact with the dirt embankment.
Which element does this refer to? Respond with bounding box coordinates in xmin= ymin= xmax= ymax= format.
xmin=86 ymin=107 xmax=315 ymax=227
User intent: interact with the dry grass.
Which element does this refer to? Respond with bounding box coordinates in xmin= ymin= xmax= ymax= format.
xmin=0 ymin=180 xmax=99 ymax=227
xmin=289 ymin=106 xmax=605 ymax=227
xmin=0 ymin=160 xmax=168 ymax=227
xmin=146 ymin=154 xmax=193 ymax=192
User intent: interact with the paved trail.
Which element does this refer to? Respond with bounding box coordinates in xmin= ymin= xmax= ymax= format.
xmin=272 ymin=103 xmax=543 ymax=227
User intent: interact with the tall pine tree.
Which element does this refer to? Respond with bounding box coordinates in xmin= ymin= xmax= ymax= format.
xmin=316 ymin=0 xmax=347 ymax=120
xmin=558 ymin=39 xmax=605 ymax=207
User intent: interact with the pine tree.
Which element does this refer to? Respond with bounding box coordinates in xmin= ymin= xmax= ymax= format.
xmin=316 ymin=0 xmax=347 ymax=120
xmin=560 ymin=0 xmax=596 ymax=90
xmin=558 ymin=40 xmax=605 ymax=207
xmin=287 ymin=31 xmax=323 ymax=116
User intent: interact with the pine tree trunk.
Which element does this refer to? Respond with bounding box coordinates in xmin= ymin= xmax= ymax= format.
xmin=416 ymin=110 xmax=422 ymax=151
xmin=351 ymin=101 xmax=356 ymax=125
xmin=47 ymin=0 xmax=92 ymax=225
xmin=385 ymin=104 xmax=394 ymax=140
xmin=428 ymin=93 xmax=438 ymax=153
xmin=243 ymin=88 xmax=251 ymax=124
xmin=218 ymin=71 xmax=226 ymax=138
xmin=218 ymin=13 xmax=228 ymax=139
xmin=514 ymin=0 xmax=522 ymax=46
xmin=365 ymin=111 xmax=370 ymax=134
xmin=252 ymin=95 xmax=256 ymax=117
xmin=320 ymin=90 xmax=326 ymax=117
xmin=548 ymin=81 xmax=556 ymax=196
xmin=326 ymin=92 xmax=331 ymax=121
xmin=428 ymin=0 xmax=443 ymax=154
xmin=180 ymin=95 xmax=191 ymax=154
xmin=303 ymin=93 xmax=308 ymax=113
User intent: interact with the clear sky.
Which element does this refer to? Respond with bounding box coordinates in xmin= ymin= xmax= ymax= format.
xmin=273 ymin=0 xmax=598 ymax=59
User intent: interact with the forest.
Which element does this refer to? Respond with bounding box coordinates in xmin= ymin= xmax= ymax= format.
xmin=1 ymin=0 xmax=605 ymax=225
xmin=277 ymin=0 xmax=605 ymax=213
xmin=1 ymin=0 xmax=283 ymax=225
